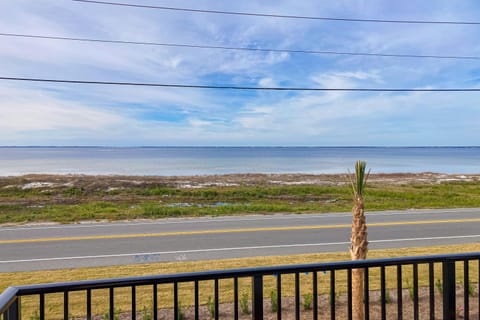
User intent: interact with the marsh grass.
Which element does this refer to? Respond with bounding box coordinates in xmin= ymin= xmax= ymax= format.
xmin=5 ymin=244 xmax=479 ymax=319
xmin=2 ymin=181 xmax=480 ymax=224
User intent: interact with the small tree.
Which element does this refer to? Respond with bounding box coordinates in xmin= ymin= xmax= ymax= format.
xmin=349 ymin=160 xmax=370 ymax=320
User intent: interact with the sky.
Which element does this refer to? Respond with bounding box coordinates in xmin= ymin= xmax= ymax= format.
xmin=1 ymin=0 xmax=480 ymax=146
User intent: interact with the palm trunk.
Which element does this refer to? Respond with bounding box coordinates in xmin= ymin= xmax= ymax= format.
xmin=350 ymin=194 xmax=368 ymax=320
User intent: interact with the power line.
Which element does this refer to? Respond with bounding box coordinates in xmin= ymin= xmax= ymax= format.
xmin=72 ymin=0 xmax=480 ymax=25
xmin=2 ymin=32 xmax=479 ymax=61
xmin=2 ymin=76 xmax=480 ymax=92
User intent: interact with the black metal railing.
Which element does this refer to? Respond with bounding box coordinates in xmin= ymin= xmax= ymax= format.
xmin=1 ymin=252 xmax=479 ymax=319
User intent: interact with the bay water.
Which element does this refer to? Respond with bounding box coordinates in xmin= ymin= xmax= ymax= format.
xmin=0 ymin=147 xmax=479 ymax=176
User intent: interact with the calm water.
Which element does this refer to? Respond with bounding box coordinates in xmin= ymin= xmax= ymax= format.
xmin=0 ymin=147 xmax=479 ymax=176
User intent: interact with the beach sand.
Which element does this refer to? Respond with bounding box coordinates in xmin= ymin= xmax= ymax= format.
xmin=2 ymin=172 xmax=479 ymax=191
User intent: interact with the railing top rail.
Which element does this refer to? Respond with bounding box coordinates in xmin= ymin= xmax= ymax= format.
xmin=8 ymin=251 xmax=480 ymax=296
xmin=0 ymin=286 xmax=19 ymax=314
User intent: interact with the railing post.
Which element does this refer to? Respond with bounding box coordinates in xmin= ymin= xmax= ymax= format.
xmin=252 ymin=275 xmax=263 ymax=320
xmin=442 ymin=259 xmax=456 ymax=320
xmin=4 ymin=297 xmax=21 ymax=320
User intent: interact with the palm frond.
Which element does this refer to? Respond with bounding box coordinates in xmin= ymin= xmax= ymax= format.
xmin=351 ymin=160 xmax=369 ymax=196
xmin=346 ymin=170 xmax=356 ymax=195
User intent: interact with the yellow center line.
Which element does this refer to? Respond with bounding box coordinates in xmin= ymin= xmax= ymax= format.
xmin=1 ymin=218 xmax=480 ymax=244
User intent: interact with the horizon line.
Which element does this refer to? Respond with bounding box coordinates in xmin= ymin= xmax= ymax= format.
xmin=1 ymin=145 xmax=479 ymax=148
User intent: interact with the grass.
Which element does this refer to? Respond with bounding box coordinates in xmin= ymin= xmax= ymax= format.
xmin=3 ymin=243 xmax=479 ymax=318
xmin=2 ymin=179 xmax=480 ymax=224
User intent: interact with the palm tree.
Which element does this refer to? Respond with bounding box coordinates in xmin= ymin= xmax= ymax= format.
xmin=349 ymin=160 xmax=370 ymax=320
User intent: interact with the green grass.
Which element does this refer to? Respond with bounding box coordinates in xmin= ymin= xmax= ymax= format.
xmin=1 ymin=181 xmax=480 ymax=224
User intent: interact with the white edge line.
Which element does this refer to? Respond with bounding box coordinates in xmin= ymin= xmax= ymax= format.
xmin=1 ymin=234 xmax=479 ymax=264
xmin=0 ymin=214 xmax=351 ymax=231
xmin=1 ymin=208 xmax=478 ymax=231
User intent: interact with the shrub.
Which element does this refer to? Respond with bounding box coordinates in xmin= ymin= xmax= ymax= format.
xmin=240 ymin=291 xmax=250 ymax=315
xmin=302 ymin=293 xmax=313 ymax=310
xmin=435 ymin=278 xmax=443 ymax=294
xmin=270 ymin=289 xmax=278 ymax=313
xmin=207 ymin=296 xmax=215 ymax=319
xmin=141 ymin=305 xmax=152 ymax=320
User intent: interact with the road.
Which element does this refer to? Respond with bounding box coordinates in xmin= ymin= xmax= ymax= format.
xmin=1 ymin=208 xmax=479 ymax=272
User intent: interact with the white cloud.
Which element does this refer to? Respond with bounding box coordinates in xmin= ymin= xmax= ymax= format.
xmin=312 ymin=71 xmax=382 ymax=86
xmin=0 ymin=86 xmax=124 ymax=132
xmin=258 ymin=77 xmax=277 ymax=87
xmin=188 ymin=119 xmax=213 ymax=127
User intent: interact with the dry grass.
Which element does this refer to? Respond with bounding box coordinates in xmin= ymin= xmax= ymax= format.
xmin=3 ymin=243 xmax=479 ymax=319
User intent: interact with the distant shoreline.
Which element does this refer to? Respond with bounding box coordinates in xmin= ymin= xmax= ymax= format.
xmin=1 ymin=145 xmax=480 ymax=148
xmin=2 ymin=172 xmax=480 ymax=188
xmin=2 ymin=171 xmax=480 ymax=178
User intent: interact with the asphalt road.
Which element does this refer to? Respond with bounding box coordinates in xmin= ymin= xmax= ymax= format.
xmin=1 ymin=208 xmax=479 ymax=272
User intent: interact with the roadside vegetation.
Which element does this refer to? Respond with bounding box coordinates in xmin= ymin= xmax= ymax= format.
xmin=1 ymin=173 xmax=480 ymax=224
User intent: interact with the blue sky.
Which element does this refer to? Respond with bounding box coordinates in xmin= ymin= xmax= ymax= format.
xmin=1 ymin=0 xmax=480 ymax=146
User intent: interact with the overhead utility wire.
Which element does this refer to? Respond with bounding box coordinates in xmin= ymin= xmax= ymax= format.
xmin=2 ymin=77 xmax=480 ymax=92
xmin=1 ymin=32 xmax=479 ymax=61
xmin=72 ymin=0 xmax=480 ymax=25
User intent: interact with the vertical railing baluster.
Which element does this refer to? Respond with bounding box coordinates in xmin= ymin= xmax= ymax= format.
xmin=233 ymin=277 xmax=238 ymax=320
xmin=397 ymin=265 xmax=403 ymax=320
xmin=173 ymin=282 xmax=178 ymax=320
xmin=443 ymin=259 xmax=456 ymax=319
xmin=86 ymin=289 xmax=91 ymax=320
xmin=131 ymin=285 xmax=136 ymax=320
xmin=277 ymin=274 xmax=282 ymax=320
xmin=380 ymin=266 xmax=386 ymax=320
xmin=252 ymin=275 xmax=264 ymax=320
xmin=347 ymin=269 xmax=352 ymax=320
xmin=109 ymin=287 xmax=114 ymax=320
xmin=413 ymin=264 xmax=419 ymax=320
xmin=39 ymin=293 xmax=45 ymax=320
xmin=64 ymin=291 xmax=69 ymax=320
xmin=313 ymin=272 xmax=318 ymax=320
xmin=153 ymin=284 xmax=158 ymax=320
xmin=330 ymin=270 xmax=335 ymax=320
xmin=214 ymin=279 xmax=219 ymax=320
xmin=364 ymin=268 xmax=369 ymax=320
xmin=194 ymin=280 xmax=199 ymax=320
xmin=295 ymin=273 xmax=300 ymax=320
xmin=478 ymin=259 xmax=479 ymax=320
xmin=464 ymin=260 xmax=470 ymax=320
xmin=428 ymin=262 xmax=435 ymax=320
